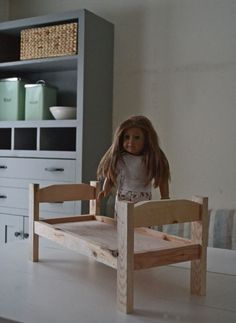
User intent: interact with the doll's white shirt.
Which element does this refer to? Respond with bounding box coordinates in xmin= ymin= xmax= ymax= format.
xmin=117 ymin=153 xmax=151 ymax=194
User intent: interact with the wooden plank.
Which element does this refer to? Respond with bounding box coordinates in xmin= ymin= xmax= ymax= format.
xmin=89 ymin=181 xmax=100 ymax=215
xmin=133 ymin=199 xmax=201 ymax=227
xmin=134 ymin=244 xmax=200 ymax=270
xmin=54 ymin=220 xmax=118 ymax=251
xmin=38 ymin=183 xmax=96 ymax=202
xmin=190 ymin=196 xmax=209 ymax=295
xmin=135 ymin=227 xmax=192 ymax=245
xmin=42 ymin=215 xmax=96 ymax=224
xmin=34 ymin=221 xmax=117 ymax=269
xmin=29 ymin=183 xmax=39 ymax=262
xmin=95 ymin=215 xmax=116 ymax=225
xmin=116 ymin=201 xmax=134 ymax=314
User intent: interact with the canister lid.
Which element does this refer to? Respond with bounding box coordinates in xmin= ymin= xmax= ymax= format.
xmin=0 ymin=77 xmax=22 ymax=82
xmin=24 ymin=80 xmax=56 ymax=88
xmin=25 ymin=80 xmax=45 ymax=88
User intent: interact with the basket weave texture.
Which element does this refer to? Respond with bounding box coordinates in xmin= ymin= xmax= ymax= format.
xmin=20 ymin=22 xmax=77 ymax=60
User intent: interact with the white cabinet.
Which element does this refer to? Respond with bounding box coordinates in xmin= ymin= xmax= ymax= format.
xmin=0 ymin=9 xmax=114 ymax=244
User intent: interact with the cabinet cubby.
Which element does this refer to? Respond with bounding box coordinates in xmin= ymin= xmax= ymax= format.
xmin=0 ymin=128 xmax=11 ymax=149
xmin=14 ymin=128 xmax=37 ymax=150
xmin=40 ymin=127 xmax=76 ymax=151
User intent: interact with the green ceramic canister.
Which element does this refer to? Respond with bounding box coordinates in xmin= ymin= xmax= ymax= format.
xmin=24 ymin=80 xmax=57 ymax=120
xmin=0 ymin=77 xmax=26 ymax=120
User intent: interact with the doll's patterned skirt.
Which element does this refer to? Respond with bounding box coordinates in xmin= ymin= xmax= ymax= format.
xmin=114 ymin=190 xmax=152 ymax=219
xmin=117 ymin=190 xmax=152 ymax=203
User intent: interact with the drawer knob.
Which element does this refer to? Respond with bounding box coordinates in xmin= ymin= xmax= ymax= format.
xmin=0 ymin=165 xmax=7 ymax=169
xmin=45 ymin=167 xmax=64 ymax=172
xmin=0 ymin=195 xmax=7 ymax=199
xmin=23 ymin=233 xmax=29 ymax=239
xmin=14 ymin=231 xmax=21 ymax=237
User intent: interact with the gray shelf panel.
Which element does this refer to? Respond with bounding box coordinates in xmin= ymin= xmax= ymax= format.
xmin=0 ymin=10 xmax=82 ymax=31
xmin=0 ymin=120 xmax=77 ymax=128
xmin=0 ymin=150 xmax=76 ymax=159
xmin=0 ymin=55 xmax=78 ymax=73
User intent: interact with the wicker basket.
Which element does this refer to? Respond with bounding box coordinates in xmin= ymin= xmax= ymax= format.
xmin=20 ymin=22 xmax=77 ymax=60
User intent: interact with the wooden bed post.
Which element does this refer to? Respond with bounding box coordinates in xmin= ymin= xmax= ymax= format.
xmin=89 ymin=181 xmax=100 ymax=215
xmin=116 ymin=201 xmax=134 ymax=314
xmin=190 ymin=196 xmax=209 ymax=295
xmin=29 ymin=183 xmax=39 ymax=262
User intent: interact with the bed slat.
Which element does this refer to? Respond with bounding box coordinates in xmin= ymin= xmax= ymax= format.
xmin=134 ymin=244 xmax=200 ymax=270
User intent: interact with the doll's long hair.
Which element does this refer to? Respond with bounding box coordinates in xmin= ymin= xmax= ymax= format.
xmin=97 ymin=115 xmax=170 ymax=188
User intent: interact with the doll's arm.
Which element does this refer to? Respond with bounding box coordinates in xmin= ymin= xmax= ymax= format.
xmin=97 ymin=178 xmax=113 ymax=201
xmin=159 ymin=179 xmax=170 ymax=199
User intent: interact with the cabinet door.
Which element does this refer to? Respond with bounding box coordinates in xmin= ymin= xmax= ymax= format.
xmin=0 ymin=214 xmax=24 ymax=245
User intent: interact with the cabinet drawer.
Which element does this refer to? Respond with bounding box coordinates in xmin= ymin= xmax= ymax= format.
xmin=0 ymin=187 xmax=28 ymax=209
xmin=0 ymin=157 xmax=76 ymax=182
xmin=0 ymin=185 xmax=75 ymax=214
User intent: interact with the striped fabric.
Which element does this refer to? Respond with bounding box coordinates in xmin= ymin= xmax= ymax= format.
xmin=161 ymin=209 xmax=236 ymax=250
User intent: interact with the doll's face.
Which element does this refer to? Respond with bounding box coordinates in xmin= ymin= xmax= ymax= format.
xmin=123 ymin=127 xmax=145 ymax=155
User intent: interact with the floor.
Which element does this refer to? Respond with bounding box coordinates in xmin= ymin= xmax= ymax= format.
xmin=0 ymin=240 xmax=235 ymax=323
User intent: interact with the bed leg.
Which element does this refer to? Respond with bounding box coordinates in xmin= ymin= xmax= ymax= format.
xmin=29 ymin=183 xmax=39 ymax=262
xmin=116 ymin=201 xmax=134 ymax=314
xmin=190 ymin=196 xmax=209 ymax=295
xmin=89 ymin=181 xmax=100 ymax=215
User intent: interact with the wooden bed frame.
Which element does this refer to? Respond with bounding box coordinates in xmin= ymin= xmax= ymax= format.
xmin=29 ymin=181 xmax=209 ymax=314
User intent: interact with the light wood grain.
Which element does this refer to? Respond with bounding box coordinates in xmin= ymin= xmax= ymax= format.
xmin=116 ymin=201 xmax=134 ymax=314
xmin=35 ymin=221 xmax=117 ymax=268
xmin=134 ymin=199 xmax=201 ymax=227
xmin=43 ymin=215 xmax=96 ymax=224
xmin=190 ymin=196 xmax=209 ymax=295
xmin=29 ymin=183 xmax=39 ymax=262
xmin=38 ymin=183 xmax=96 ymax=202
xmin=89 ymin=181 xmax=100 ymax=215
xmin=134 ymin=244 xmax=200 ymax=270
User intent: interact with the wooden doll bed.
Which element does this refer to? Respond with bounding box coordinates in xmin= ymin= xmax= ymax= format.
xmin=29 ymin=181 xmax=209 ymax=314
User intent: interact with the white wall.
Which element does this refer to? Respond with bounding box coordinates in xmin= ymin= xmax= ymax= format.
xmin=8 ymin=0 xmax=236 ymax=209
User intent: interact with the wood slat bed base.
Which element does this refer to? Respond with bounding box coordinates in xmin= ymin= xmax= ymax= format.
xmin=36 ymin=217 xmax=199 ymax=271
xmin=133 ymin=199 xmax=201 ymax=227
xmin=34 ymin=221 xmax=118 ymax=269
xmin=35 ymin=218 xmax=200 ymax=272
xmin=38 ymin=183 xmax=96 ymax=202
xmin=134 ymin=244 xmax=201 ymax=270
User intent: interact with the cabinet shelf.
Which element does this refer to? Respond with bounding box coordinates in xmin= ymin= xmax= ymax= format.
xmin=0 ymin=150 xmax=76 ymax=159
xmin=0 ymin=55 xmax=78 ymax=73
xmin=0 ymin=120 xmax=77 ymax=128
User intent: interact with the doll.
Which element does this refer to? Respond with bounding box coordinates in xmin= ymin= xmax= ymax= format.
xmin=97 ymin=115 xmax=170 ymax=205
